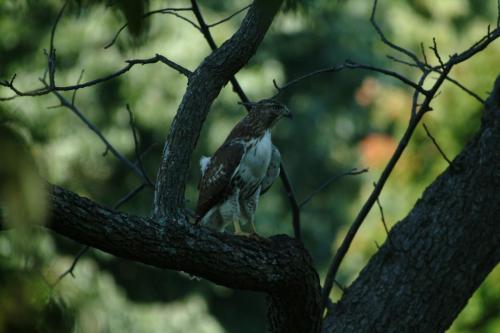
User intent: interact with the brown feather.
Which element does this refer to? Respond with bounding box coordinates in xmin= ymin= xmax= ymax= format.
xmin=195 ymin=141 xmax=244 ymax=221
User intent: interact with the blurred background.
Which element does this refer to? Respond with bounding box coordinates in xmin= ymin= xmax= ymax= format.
xmin=0 ymin=0 xmax=499 ymax=332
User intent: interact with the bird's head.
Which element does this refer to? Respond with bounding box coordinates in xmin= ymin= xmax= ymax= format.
xmin=241 ymin=99 xmax=292 ymax=130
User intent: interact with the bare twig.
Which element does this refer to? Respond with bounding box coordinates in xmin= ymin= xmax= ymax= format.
xmin=334 ymin=280 xmax=345 ymax=292
xmin=148 ymin=10 xmax=200 ymax=31
xmin=373 ymin=183 xmax=396 ymax=250
xmin=430 ymin=37 xmax=444 ymax=68
xmin=497 ymin=0 xmax=500 ymax=29
xmin=388 ymin=49 xmax=484 ymax=105
xmin=47 ymin=0 xmax=69 ymax=88
xmin=41 ymin=79 xmax=153 ymax=186
xmin=422 ymin=123 xmax=454 ymax=167
xmin=272 ymin=60 xmax=426 ymax=97
xmin=104 ymin=7 xmax=195 ymax=49
xmin=113 ymin=183 xmax=148 ymax=208
xmin=279 ymin=164 xmax=302 ymax=241
xmin=51 ymin=244 xmax=88 ymax=286
xmin=299 ymin=168 xmax=368 ymax=208
xmin=0 ymin=54 xmax=191 ymax=100
xmin=71 ymin=69 xmax=85 ymax=106
xmin=497 ymin=0 xmax=500 ymax=28
xmin=411 ymin=72 xmax=430 ymax=118
xmin=126 ymin=104 xmax=153 ymax=185
xmin=135 ymin=142 xmax=160 ymax=166
xmin=445 ymin=29 xmax=500 ymax=66
xmin=420 ymin=42 xmax=428 ymax=65
xmin=387 ymin=55 xmax=419 ymax=68
xmin=438 ymin=74 xmax=485 ymax=104
xmin=375 ymin=195 xmax=389 ymax=235
xmin=207 ymin=4 xmax=251 ymax=28
xmin=371 ymin=0 xmax=424 ymax=70
xmin=1 ymin=1 xmax=68 ymax=101
xmin=190 ymin=0 xmax=250 ymax=105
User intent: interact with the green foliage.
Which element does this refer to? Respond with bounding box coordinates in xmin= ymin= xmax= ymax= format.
xmin=0 ymin=0 xmax=498 ymax=331
xmin=0 ymin=266 xmax=73 ymax=333
xmin=0 ymin=122 xmax=48 ymax=228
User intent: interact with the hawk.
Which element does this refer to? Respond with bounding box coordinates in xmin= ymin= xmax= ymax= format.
xmin=195 ymin=99 xmax=291 ymax=235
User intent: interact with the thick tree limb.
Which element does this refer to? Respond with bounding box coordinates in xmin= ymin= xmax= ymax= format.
xmin=153 ymin=0 xmax=283 ymax=218
xmin=44 ymin=185 xmax=321 ymax=332
xmin=322 ymin=77 xmax=500 ymax=332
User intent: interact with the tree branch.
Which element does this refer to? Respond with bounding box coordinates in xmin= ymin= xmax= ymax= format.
xmin=0 ymin=54 xmax=190 ymax=101
xmin=422 ymin=123 xmax=454 ymax=168
xmin=272 ymin=60 xmax=426 ymax=97
xmin=42 ymin=184 xmax=321 ymax=331
xmin=47 ymin=186 xmax=302 ymax=288
xmin=321 ymin=3 xmax=500 ymax=313
xmin=43 ymin=83 xmax=152 ymax=186
xmin=370 ymin=0 xmax=424 ymax=70
xmin=190 ymin=0 xmax=250 ymax=104
xmin=323 ymin=77 xmax=500 ymax=332
xmin=299 ymin=168 xmax=368 ymax=208
xmin=104 ymin=7 xmax=196 ymax=49
xmin=387 ymin=54 xmax=485 ymax=105
xmin=207 ymin=4 xmax=251 ymax=28
xmin=279 ymin=164 xmax=301 ymax=241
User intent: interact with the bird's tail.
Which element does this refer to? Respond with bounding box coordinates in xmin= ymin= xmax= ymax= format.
xmin=199 ymin=155 xmax=211 ymax=175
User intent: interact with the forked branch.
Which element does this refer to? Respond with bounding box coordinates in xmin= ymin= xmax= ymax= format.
xmin=320 ymin=0 xmax=500 ymax=315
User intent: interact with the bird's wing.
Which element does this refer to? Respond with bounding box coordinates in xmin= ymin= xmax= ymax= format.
xmin=195 ymin=141 xmax=245 ymax=221
xmin=197 ymin=155 xmax=211 ymax=190
xmin=260 ymin=144 xmax=281 ymax=195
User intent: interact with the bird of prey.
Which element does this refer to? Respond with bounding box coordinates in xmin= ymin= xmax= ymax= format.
xmin=199 ymin=145 xmax=281 ymax=231
xmin=195 ymin=99 xmax=291 ymax=235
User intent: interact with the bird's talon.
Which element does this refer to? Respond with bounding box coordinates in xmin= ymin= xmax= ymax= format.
xmin=235 ymin=231 xmax=262 ymax=241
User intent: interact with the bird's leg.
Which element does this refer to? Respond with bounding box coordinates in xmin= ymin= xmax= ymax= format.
xmin=247 ymin=186 xmax=261 ymax=234
xmin=247 ymin=220 xmax=257 ymax=234
xmin=220 ymin=189 xmax=247 ymax=236
xmin=234 ymin=195 xmax=256 ymax=236
xmin=234 ymin=223 xmax=255 ymax=237
xmin=233 ymin=219 xmax=244 ymax=235
xmin=236 ymin=187 xmax=261 ymax=237
xmin=233 ymin=193 xmax=250 ymax=235
xmin=218 ymin=190 xmax=240 ymax=233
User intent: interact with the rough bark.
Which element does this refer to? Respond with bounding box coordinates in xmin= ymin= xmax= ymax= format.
xmin=153 ymin=0 xmax=283 ymax=219
xmin=322 ymin=77 xmax=500 ymax=333
xmin=44 ymin=186 xmax=321 ymax=332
